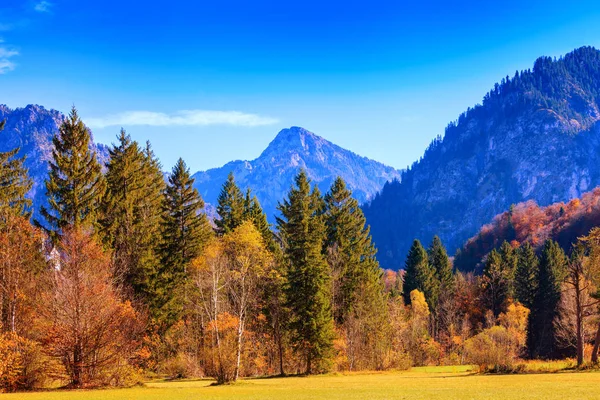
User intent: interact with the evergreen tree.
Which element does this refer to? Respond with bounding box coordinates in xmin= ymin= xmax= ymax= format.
xmin=480 ymin=249 xmax=511 ymax=317
xmin=403 ymin=239 xmax=437 ymax=310
xmin=243 ymin=189 xmax=277 ymax=253
xmin=514 ymin=242 xmax=539 ymax=309
xmin=324 ymin=177 xmax=385 ymax=324
xmin=215 ymin=172 xmax=245 ymax=235
xmin=529 ymin=240 xmax=566 ymax=358
xmin=324 ymin=177 xmax=387 ymax=369
xmin=0 ymin=119 xmax=32 ymax=218
xmin=428 ymin=236 xmax=454 ymax=293
xmin=101 ymin=131 xmax=165 ymax=301
xmin=37 ymin=107 xmax=106 ymax=239
xmin=157 ymin=158 xmax=212 ymax=329
xmin=499 ymin=240 xmax=518 ymax=298
xmin=427 ymin=236 xmax=453 ymax=339
xmin=215 ymin=174 xmax=277 ymax=251
xmin=277 ymin=170 xmax=334 ymax=374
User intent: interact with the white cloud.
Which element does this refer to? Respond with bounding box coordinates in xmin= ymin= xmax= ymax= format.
xmin=0 ymin=46 xmax=18 ymax=74
xmin=34 ymin=1 xmax=52 ymax=13
xmin=86 ymin=110 xmax=280 ymax=129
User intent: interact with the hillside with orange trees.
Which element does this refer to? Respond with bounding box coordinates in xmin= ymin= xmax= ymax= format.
xmin=454 ymin=187 xmax=600 ymax=271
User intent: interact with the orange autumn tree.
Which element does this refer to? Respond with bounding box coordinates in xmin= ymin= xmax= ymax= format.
xmin=39 ymin=229 xmax=143 ymax=388
xmin=0 ymin=213 xmax=45 ymax=335
xmin=0 ymin=213 xmax=46 ymax=392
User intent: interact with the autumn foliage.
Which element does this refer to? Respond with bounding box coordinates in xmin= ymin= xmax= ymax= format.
xmin=38 ymin=229 xmax=144 ymax=388
xmin=455 ymin=188 xmax=600 ymax=271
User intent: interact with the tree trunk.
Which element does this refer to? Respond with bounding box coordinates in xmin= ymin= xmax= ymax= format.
xmin=277 ymin=329 xmax=285 ymax=376
xmin=234 ymin=318 xmax=244 ymax=381
xmin=592 ymin=321 xmax=600 ymax=364
xmin=575 ymin=278 xmax=584 ymax=367
xmin=73 ymin=342 xmax=82 ymax=387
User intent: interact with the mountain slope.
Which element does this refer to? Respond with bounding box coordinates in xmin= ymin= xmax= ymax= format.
xmin=363 ymin=46 xmax=600 ymax=270
xmin=192 ymin=126 xmax=401 ymax=221
xmin=454 ymin=187 xmax=600 ymax=272
xmin=0 ymin=104 xmax=109 ymax=221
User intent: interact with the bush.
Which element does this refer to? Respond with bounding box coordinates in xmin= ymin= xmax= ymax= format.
xmin=463 ymin=302 xmax=529 ymax=372
xmin=0 ymin=333 xmax=58 ymax=392
xmin=160 ymin=352 xmax=203 ymax=379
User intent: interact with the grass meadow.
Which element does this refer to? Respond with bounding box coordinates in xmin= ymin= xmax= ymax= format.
xmin=5 ymin=365 xmax=600 ymax=400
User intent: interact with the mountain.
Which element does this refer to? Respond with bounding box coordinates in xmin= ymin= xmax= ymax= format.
xmin=0 ymin=104 xmax=109 ymax=222
xmin=363 ymin=46 xmax=600 ymax=270
xmin=192 ymin=126 xmax=401 ymax=221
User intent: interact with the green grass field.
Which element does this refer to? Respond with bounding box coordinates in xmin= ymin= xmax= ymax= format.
xmin=5 ymin=366 xmax=600 ymax=400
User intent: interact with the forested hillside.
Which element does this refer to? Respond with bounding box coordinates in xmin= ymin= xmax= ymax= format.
xmin=454 ymin=187 xmax=600 ymax=271
xmin=364 ymin=46 xmax=600 ymax=270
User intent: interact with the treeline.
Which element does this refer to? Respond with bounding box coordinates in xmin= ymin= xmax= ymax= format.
xmin=2 ymin=108 xmax=600 ymax=392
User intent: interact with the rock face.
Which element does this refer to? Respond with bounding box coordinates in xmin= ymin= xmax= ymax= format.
xmin=0 ymin=104 xmax=109 ymax=222
xmin=363 ymin=46 xmax=600 ymax=270
xmin=192 ymin=126 xmax=401 ymax=222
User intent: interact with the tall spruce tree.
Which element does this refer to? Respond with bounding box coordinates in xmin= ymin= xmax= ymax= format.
xmin=403 ymin=239 xmax=437 ymax=309
xmin=324 ymin=177 xmax=387 ymax=369
xmin=277 ymin=170 xmax=334 ymax=374
xmin=499 ymin=240 xmax=518 ymax=298
xmin=481 ymin=249 xmax=512 ymax=317
xmin=215 ymin=173 xmax=276 ymax=251
xmin=102 ymin=131 xmax=165 ymax=301
xmin=243 ymin=189 xmax=277 ymax=252
xmin=136 ymin=142 xmax=167 ymax=301
xmin=215 ymin=172 xmax=245 ymax=235
xmin=324 ymin=177 xmax=385 ymax=324
xmin=515 ymin=242 xmax=539 ymax=309
xmin=38 ymin=107 xmax=106 ymax=239
xmin=0 ymin=120 xmax=32 ymax=218
xmin=528 ymin=240 xmax=566 ymax=358
xmin=427 ymin=236 xmax=453 ymax=339
xmin=428 ymin=236 xmax=453 ymax=293
xmin=157 ymin=158 xmax=212 ymax=328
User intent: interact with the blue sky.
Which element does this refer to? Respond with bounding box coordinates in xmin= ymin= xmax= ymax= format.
xmin=1 ymin=1 xmax=600 ymax=172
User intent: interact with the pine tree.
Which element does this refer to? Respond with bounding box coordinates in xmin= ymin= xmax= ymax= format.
xmin=428 ymin=236 xmax=454 ymax=293
xmin=481 ymin=249 xmax=511 ymax=317
xmin=243 ymin=189 xmax=277 ymax=252
xmin=215 ymin=172 xmax=245 ymax=235
xmin=514 ymin=242 xmax=539 ymax=309
xmin=403 ymin=239 xmax=438 ymax=310
xmin=135 ymin=142 xmax=167 ymax=301
xmin=324 ymin=177 xmax=387 ymax=369
xmin=37 ymin=107 xmax=106 ymax=239
xmin=215 ymin=174 xmax=277 ymax=251
xmin=499 ymin=241 xmax=518 ymax=298
xmin=528 ymin=240 xmax=566 ymax=358
xmin=0 ymin=119 xmax=32 ymax=219
xmin=277 ymin=170 xmax=334 ymax=374
xmin=101 ymin=131 xmax=165 ymax=301
xmin=427 ymin=236 xmax=453 ymax=339
xmin=157 ymin=158 xmax=212 ymax=329
xmin=324 ymin=177 xmax=385 ymax=323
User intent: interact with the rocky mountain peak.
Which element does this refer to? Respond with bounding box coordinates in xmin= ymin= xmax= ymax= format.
xmin=260 ymin=126 xmax=327 ymax=159
xmin=193 ymin=126 xmax=401 ymax=222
